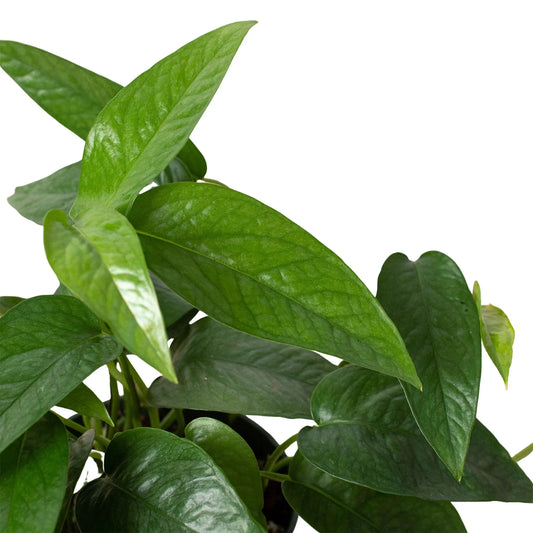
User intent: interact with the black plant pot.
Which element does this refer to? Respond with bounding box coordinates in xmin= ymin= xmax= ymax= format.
xmin=69 ymin=405 xmax=298 ymax=533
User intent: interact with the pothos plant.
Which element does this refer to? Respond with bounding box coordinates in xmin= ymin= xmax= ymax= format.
xmin=0 ymin=20 xmax=531 ymax=533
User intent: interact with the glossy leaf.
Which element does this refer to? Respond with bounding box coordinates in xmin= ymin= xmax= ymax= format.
xmin=76 ymin=428 xmax=265 ymax=532
xmin=0 ymin=40 xmax=120 ymax=139
xmin=155 ymin=139 xmax=207 ymax=185
xmin=0 ymin=295 xmax=121 ymax=453
xmin=56 ymin=383 xmax=113 ymax=425
xmin=185 ymin=417 xmax=267 ymax=526
xmin=283 ymin=452 xmax=466 ymax=532
xmin=43 ymin=208 xmax=175 ymax=381
xmin=55 ymin=430 xmax=95 ymax=533
xmin=377 ymin=251 xmax=481 ymax=480
xmin=0 ymin=296 xmax=23 ymax=316
xmin=129 ymin=182 xmax=420 ymax=387
xmin=151 ymin=273 xmax=196 ymax=328
xmin=473 ymin=281 xmax=514 ymax=386
xmin=71 ymin=21 xmax=255 ymax=216
xmin=299 ymin=365 xmax=533 ymax=501
xmin=8 ymin=161 xmax=81 ymax=224
xmin=0 ymin=413 xmax=69 ymax=533
xmin=149 ymin=317 xmax=336 ymax=417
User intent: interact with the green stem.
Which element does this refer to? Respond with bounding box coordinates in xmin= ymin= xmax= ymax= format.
xmin=57 ymin=414 xmax=110 ymax=448
xmin=125 ymin=357 xmax=160 ymax=427
xmin=107 ymin=361 xmax=129 ymax=390
xmin=513 ymin=442 xmax=533 ymax=462
xmin=260 ymin=471 xmax=291 ymax=483
xmin=272 ymin=456 xmax=292 ymax=473
xmin=263 ymin=433 xmax=298 ymax=473
xmin=108 ymin=368 xmax=121 ymax=438
xmin=119 ymin=353 xmax=142 ymax=428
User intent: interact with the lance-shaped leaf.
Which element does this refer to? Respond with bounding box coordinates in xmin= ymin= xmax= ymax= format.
xmin=129 ymin=182 xmax=420 ymax=387
xmin=8 ymin=161 xmax=81 ymax=225
xmin=185 ymin=418 xmax=267 ymax=527
xmin=0 ymin=413 xmax=69 ymax=533
xmin=149 ymin=317 xmax=335 ymax=418
xmin=71 ymin=21 xmax=255 ymax=216
xmin=44 ymin=208 xmax=175 ymax=381
xmin=76 ymin=428 xmax=265 ymax=532
xmin=0 ymin=295 xmax=121 ymax=453
xmin=473 ymin=281 xmax=514 ymax=387
xmin=283 ymin=452 xmax=466 ymax=532
xmin=55 ymin=430 xmax=95 ymax=533
xmin=56 ymin=383 xmax=113 ymax=425
xmin=298 ymin=365 xmax=533 ymax=502
xmin=376 ymin=252 xmax=481 ymax=480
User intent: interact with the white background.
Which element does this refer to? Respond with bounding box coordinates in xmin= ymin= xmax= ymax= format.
xmin=1 ymin=2 xmax=533 ymax=531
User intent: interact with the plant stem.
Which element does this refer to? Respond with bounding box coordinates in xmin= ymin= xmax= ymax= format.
xmin=57 ymin=414 xmax=110 ymax=448
xmin=513 ymin=442 xmax=533 ymax=462
xmin=263 ymin=433 xmax=298 ymax=473
xmin=272 ymin=456 xmax=292 ymax=473
xmin=119 ymin=353 xmax=142 ymax=428
xmin=259 ymin=471 xmax=291 ymax=483
xmin=108 ymin=369 xmax=121 ymax=438
xmin=124 ymin=357 xmax=160 ymax=427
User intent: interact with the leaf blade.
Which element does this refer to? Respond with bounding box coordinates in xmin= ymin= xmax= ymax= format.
xmin=43 ymin=208 xmax=175 ymax=381
xmin=0 ymin=295 xmax=121 ymax=453
xmin=71 ymin=21 xmax=255 ymax=216
xmin=56 ymin=383 xmax=113 ymax=425
xmin=376 ymin=251 xmax=481 ymax=479
xmin=129 ymin=182 xmax=420 ymax=387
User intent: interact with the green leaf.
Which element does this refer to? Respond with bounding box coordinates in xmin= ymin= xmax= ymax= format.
xmin=129 ymin=182 xmax=420 ymax=388
xmin=0 ymin=413 xmax=69 ymax=533
xmin=71 ymin=21 xmax=255 ymax=216
xmin=155 ymin=139 xmax=207 ymax=185
xmin=151 ymin=273 xmax=196 ymax=328
xmin=76 ymin=427 xmax=265 ymax=532
xmin=0 ymin=40 xmax=120 ymax=139
xmin=298 ymin=365 xmax=533 ymax=502
xmin=55 ymin=430 xmax=95 ymax=533
xmin=0 ymin=296 xmax=23 ymax=316
xmin=56 ymin=383 xmax=113 ymax=425
xmin=473 ymin=281 xmax=514 ymax=387
xmin=148 ymin=317 xmax=335 ymax=418
xmin=8 ymin=161 xmax=81 ymax=225
xmin=0 ymin=295 xmax=121 ymax=453
xmin=43 ymin=208 xmax=175 ymax=381
xmin=376 ymin=251 xmax=481 ymax=480
xmin=283 ymin=452 xmax=466 ymax=532
xmin=185 ymin=417 xmax=267 ymax=527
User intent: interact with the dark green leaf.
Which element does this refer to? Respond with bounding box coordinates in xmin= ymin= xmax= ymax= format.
xmin=8 ymin=161 xmax=81 ymax=225
xmin=0 ymin=295 xmax=121 ymax=453
xmin=377 ymin=251 xmax=481 ymax=480
xmin=0 ymin=40 xmax=120 ymax=139
xmin=151 ymin=273 xmax=196 ymax=328
xmin=148 ymin=317 xmax=335 ymax=417
xmin=283 ymin=452 xmax=466 ymax=532
xmin=299 ymin=365 xmax=533 ymax=501
xmin=0 ymin=296 xmax=23 ymax=316
xmin=43 ymin=208 xmax=175 ymax=381
xmin=56 ymin=383 xmax=113 ymax=425
xmin=76 ymin=427 xmax=265 ymax=532
xmin=129 ymin=182 xmax=420 ymax=388
xmin=155 ymin=139 xmax=207 ymax=184
xmin=185 ymin=417 xmax=267 ymax=527
xmin=55 ymin=430 xmax=95 ymax=533
xmin=0 ymin=413 xmax=69 ymax=533
xmin=71 ymin=21 xmax=255 ymax=216
xmin=473 ymin=281 xmax=514 ymax=387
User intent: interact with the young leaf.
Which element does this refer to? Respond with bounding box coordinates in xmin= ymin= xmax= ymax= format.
xmin=76 ymin=428 xmax=265 ymax=532
xmin=43 ymin=208 xmax=176 ymax=382
xmin=185 ymin=417 xmax=267 ymax=527
xmin=148 ymin=317 xmax=335 ymax=418
xmin=129 ymin=182 xmax=421 ymax=388
xmin=56 ymin=383 xmax=113 ymax=426
xmin=55 ymin=430 xmax=95 ymax=533
xmin=283 ymin=452 xmax=466 ymax=532
xmin=377 ymin=251 xmax=481 ymax=480
xmin=0 ymin=295 xmax=121 ymax=453
xmin=473 ymin=281 xmax=514 ymax=387
xmin=71 ymin=21 xmax=255 ymax=216
xmin=0 ymin=413 xmax=69 ymax=533
xmin=298 ymin=365 xmax=533 ymax=502
xmin=0 ymin=40 xmax=120 ymax=139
